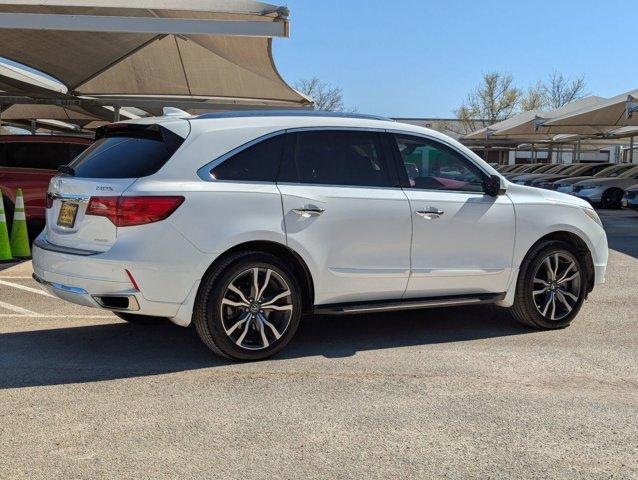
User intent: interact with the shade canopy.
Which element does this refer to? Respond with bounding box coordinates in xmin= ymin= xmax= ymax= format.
xmin=463 ymin=110 xmax=544 ymax=141
xmin=542 ymin=89 xmax=638 ymax=134
xmin=493 ymin=96 xmax=604 ymax=137
xmin=0 ymin=61 xmax=67 ymax=97
xmin=0 ymin=1 xmax=310 ymax=109
xmin=0 ymin=103 xmax=138 ymax=126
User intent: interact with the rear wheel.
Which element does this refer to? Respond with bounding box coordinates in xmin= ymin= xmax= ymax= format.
xmin=193 ymin=251 xmax=302 ymax=361
xmin=600 ymin=188 xmax=623 ymax=209
xmin=510 ymin=240 xmax=587 ymax=329
xmin=113 ymin=312 xmax=167 ymax=325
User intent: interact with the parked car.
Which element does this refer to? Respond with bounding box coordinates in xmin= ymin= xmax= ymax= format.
xmin=553 ymin=164 xmax=636 ymax=194
xmin=496 ymin=164 xmax=523 ymax=173
xmin=622 ymin=184 xmax=638 ymax=210
xmin=0 ymin=135 xmax=93 ymax=236
xmin=32 ymin=112 xmax=608 ymax=361
xmin=573 ymin=165 xmax=638 ymax=208
xmin=502 ymin=163 xmax=551 ymax=179
xmin=530 ymin=163 xmax=612 ymax=189
xmin=512 ymin=164 xmax=580 ymax=186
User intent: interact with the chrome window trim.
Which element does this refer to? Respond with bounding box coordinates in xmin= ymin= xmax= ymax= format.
xmin=197 ymin=126 xmax=388 ymax=183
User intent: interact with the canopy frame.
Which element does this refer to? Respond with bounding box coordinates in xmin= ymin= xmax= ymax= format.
xmin=0 ymin=12 xmax=289 ymax=37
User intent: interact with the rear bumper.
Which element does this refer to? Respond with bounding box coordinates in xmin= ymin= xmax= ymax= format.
xmin=31 ymin=230 xmax=209 ymax=325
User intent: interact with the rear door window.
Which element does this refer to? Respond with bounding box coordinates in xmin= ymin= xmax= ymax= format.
xmin=279 ymin=130 xmax=392 ymax=187
xmin=69 ymin=130 xmax=181 ymax=179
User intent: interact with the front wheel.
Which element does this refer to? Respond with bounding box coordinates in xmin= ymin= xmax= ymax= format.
xmin=600 ymin=188 xmax=623 ymax=209
xmin=193 ymin=252 xmax=302 ymax=361
xmin=510 ymin=240 xmax=587 ymax=329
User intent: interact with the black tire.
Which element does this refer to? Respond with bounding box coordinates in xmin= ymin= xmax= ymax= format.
xmin=113 ymin=311 xmax=167 ymax=325
xmin=193 ymin=251 xmax=302 ymax=361
xmin=510 ymin=240 xmax=588 ymax=329
xmin=600 ymin=188 xmax=623 ymax=209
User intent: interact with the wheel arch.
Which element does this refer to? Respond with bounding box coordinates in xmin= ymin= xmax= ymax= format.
xmin=522 ymin=230 xmax=595 ymax=293
xmin=201 ymin=240 xmax=315 ymax=313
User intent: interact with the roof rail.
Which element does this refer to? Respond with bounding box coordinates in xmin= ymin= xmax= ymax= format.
xmin=192 ymin=110 xmax=393 ymax=122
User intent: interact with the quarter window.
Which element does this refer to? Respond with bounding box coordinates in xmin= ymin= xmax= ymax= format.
xmin=280 ymin=130 xmax=392 ymax=187
xmin=211 ymin=134 xmax=284 ymax=182
xmin=393 ymin=135 xmax=485 ymax=192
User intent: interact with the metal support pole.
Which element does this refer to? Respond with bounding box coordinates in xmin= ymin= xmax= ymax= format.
xmin=576 ymin=138 xmax=581 ymax=163
xmin=631 ymin=136 xmax=635 ymax=163
xmin=30 ymin=119 xmax=36 ymax=135
xmin=113 ymin=106 xmax=121 ymax=122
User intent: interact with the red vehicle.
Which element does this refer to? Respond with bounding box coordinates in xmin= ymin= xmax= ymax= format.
xmin=0 ymin=135 xmax=93 ymax=237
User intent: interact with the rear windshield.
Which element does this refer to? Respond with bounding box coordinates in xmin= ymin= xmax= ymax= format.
xmin=68 ymin=127 xmax=183 ymax=178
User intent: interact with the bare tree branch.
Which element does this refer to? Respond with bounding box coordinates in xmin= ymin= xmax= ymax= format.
xmin=543 ymin=71 xmax=589 ymax=109
xmin=294 ymin=77 xmax=357 ymax=112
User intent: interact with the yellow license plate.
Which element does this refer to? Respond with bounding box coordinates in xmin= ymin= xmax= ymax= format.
xmin=57 ymin=202 xmax=79 ymax=228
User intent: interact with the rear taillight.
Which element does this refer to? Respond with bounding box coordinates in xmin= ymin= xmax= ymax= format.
xmin=86 ymin=196 xmax=184 ymax=227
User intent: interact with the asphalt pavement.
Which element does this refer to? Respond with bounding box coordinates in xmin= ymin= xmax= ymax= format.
xmin=0 ymin=210 xmax=636 ymax=479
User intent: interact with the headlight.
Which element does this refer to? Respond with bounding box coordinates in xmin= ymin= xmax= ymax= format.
xmin=583 ymin=207 xmax=603 ymax=228
xmin=582 ymin=184 xmax=602 ymax=189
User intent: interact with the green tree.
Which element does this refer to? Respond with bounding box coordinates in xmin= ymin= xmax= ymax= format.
xmin=455 ymin=72 xmax=520 ymax=132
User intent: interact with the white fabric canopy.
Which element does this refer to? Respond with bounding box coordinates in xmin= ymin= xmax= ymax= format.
xmin=493 ymin=96 xmax=604 ymax=137
xmin=0 ymin=1 xmax=310 ymax=109
xmin=542 ymin=89 xmax=638 ymax=134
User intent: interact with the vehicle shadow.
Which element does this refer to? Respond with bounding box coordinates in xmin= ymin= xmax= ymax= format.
xmin=600 ymin=209 xmax=638 ymax=260
xmin=0 ymin=305 xmax=532 ymax=389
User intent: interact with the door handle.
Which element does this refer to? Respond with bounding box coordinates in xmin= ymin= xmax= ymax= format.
xmin=292 ymin=207 xmax=325 ymax=218
xmin=415 ymin=208 xmax=444 ymax=219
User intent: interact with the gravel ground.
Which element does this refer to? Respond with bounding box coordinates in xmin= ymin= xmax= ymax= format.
xmin=0 ymin=210 xmax=636 ymax=479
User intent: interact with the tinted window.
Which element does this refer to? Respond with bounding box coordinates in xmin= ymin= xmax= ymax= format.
xmin=0 ymin=142 xmax=82 ymax=170
xmin=281 ymin=130 xmax=391 ymax=187
xmin=211 ymin=135 xmax=284 ymax=182
xmin=394 ymin=135 xmax=484 ymax=192
xmin=70 ymin=136 xmax=174 ymax=178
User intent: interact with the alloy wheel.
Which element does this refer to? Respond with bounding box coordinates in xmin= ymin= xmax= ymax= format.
xmin=532 ymin=252 xmax=582 ymax=321
xmin=220 ymin=267 xmax=293 ymax=351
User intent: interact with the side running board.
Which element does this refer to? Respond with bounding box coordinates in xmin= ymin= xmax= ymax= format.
xmin=313 ymin=293 xmax=505 ymax=315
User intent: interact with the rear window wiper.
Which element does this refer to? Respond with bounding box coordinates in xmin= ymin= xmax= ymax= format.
xmin=57 ymin=165 xmax=75 ymax=177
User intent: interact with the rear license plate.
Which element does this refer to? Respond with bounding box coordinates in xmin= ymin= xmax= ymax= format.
xmin=57 ymin=202 xmax=79 ymax=228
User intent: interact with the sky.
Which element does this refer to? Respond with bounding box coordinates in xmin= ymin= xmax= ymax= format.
xmin=273 ymin=0 xmax=637 ymax=118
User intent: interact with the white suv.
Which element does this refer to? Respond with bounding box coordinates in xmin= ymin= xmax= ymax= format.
xmin=32 ymin=112 xmax=608 ymax=360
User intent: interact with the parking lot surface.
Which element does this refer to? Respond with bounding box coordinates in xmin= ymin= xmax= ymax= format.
xmin=0 ymin=210 xmax=637 ymax=479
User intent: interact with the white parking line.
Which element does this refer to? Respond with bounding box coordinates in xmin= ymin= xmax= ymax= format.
xmin=0 ymin=279 xmax=54 ymax=297
xmin=0 ymin=300 xmax=36 ymax=315
xmin=0 ymin=276 xmax=34 ymax=279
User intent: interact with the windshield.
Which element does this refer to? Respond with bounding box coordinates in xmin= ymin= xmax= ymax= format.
xmin=619 ymin=166 xmax=638 ymax=179
xmin=69 ymin=126 xmax=184 ymax=179
xmin=595 ymin=164 xmax=635 ymax=177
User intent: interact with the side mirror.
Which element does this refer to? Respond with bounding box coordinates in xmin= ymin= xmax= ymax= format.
xmin=485 ymin=174 xmax=506 ymax=197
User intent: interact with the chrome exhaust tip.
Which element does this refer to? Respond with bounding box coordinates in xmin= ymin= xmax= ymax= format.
xmin=92 ymin=295 xmax=140 ymax=312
